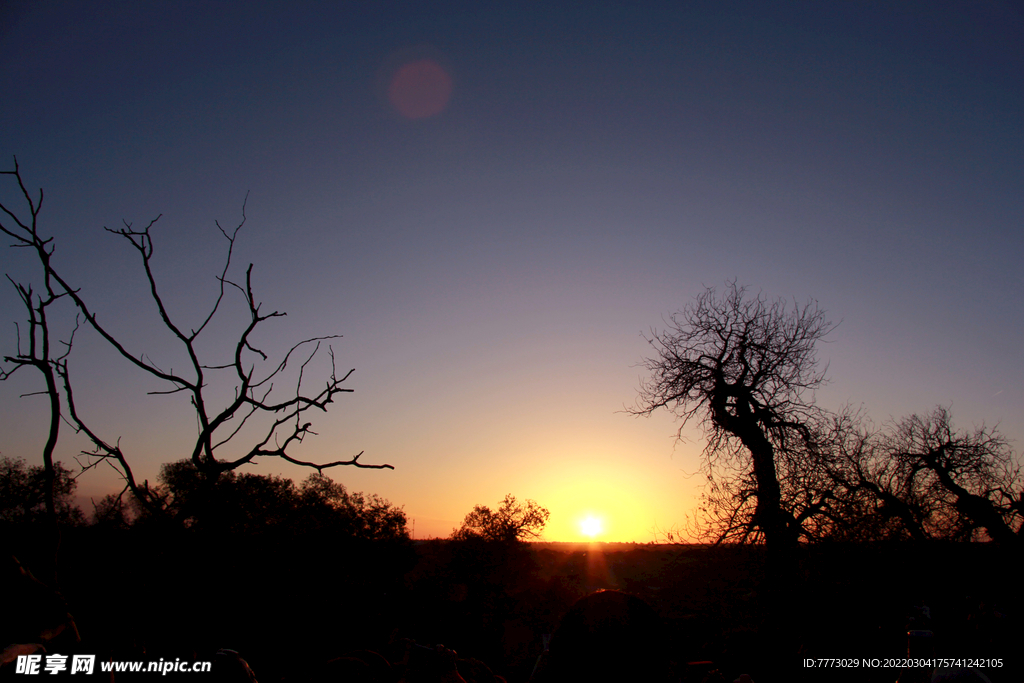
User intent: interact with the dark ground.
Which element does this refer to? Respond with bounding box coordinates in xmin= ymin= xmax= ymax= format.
xmin=5 ymin=527 xmax=1021 ymax=682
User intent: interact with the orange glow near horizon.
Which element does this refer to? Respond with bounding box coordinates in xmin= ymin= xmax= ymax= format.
xmin=521 ymin=450 xmax=700 ymax=543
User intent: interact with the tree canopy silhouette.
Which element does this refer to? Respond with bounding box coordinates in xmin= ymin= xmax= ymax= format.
xmin=451 ymin=494 xmax=550 ymax=543
xmin=117 ymin=459 xmax=409 ymax=540
xmin=0 ymin=456 xmax=84 ymax=527
xmin=634 ymin=282 xmax=835 ymax=550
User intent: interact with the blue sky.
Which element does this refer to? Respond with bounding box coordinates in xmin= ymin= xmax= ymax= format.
xmin=2 ymin=1 xmax=1022 ymax=540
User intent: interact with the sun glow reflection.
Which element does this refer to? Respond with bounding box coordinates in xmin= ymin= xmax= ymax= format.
xmin=579 ymin=515 xmax=604 ymax=539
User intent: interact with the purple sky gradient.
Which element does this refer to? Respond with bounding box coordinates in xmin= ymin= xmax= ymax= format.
xmin=2 ymin=1 xmax=1022 ymax=540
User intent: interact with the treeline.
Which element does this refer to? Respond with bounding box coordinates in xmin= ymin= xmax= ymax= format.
xmin=2 ymin=456 xmax=408 ymax=542
xmin=1 ymin=457 xmax=85 ymax=526
xmin=3 ymin=456 xmax=416 ymax=677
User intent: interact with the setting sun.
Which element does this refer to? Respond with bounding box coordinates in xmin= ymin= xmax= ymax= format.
xmin=579 ymin=516 xmax=604 ymax=539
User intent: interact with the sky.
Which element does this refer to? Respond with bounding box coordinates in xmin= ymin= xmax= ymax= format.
xmin=2 ymin=1 xmax=1022 ymax=542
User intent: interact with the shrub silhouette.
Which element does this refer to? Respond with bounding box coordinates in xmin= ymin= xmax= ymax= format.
xmin=451 ymin=494 xmax=549 ymax=543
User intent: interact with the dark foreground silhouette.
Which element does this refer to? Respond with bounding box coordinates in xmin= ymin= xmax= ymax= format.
xmin=528 ymin=589 xmax=673 ymax=682
xmin=2 ymin=531 xmax=1020 ymax=683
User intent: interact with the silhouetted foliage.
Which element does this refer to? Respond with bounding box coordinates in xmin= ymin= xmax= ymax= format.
xmin=451 ymin=494 xmax=549 ymax=543
xmin=90 ymin=492 xmax=133 ymax=529
xmin=634 ymin=283 xmax=835 ymax=550
xmin=295 ymin=471 xmax=410 ymax=540
xmin=143 ymin=459 xmax=409 ymax=540
xmin=0 ymin=456 xmax=84 ymax=527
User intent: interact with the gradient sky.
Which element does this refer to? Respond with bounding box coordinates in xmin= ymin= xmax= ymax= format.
xmin=2 ymin=1 xmax=1022 ymax=542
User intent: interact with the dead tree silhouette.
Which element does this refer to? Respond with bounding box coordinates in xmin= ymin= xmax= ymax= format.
xmin=633 ymin=282 xmax=834 ymax=553
xmin=1 ymin=158 xmax=391 ymax=520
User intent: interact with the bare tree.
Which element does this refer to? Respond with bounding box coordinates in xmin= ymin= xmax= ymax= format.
xmin=1 ymin=158 xmax=391 ymax=516
xmin=1 ymin=161 xmax=83 ymax=593
xmin=451 ymin=494 xmax=550 ymax=543
xmin=816 ymin=408 xmax=932 ymax=542
xmin=0 ymin=164 xmax=73 ymax=531
xmin=881 ymin=408 xmax=1021 ymax=543
xmin=818 ymin=406 xmax=1023 ymax=544
xmin=634 ymin=282 xmax=835 ymax=551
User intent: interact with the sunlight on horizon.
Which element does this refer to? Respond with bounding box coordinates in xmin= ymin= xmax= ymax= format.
xmin=579 ymin=515 xmax=604 ymax=539
xmin=526 ymin=451 xmax=700 ymax=543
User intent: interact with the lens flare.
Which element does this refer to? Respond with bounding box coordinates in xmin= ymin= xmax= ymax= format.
xmin=388 ymin=59 xmax=453 ymax=119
